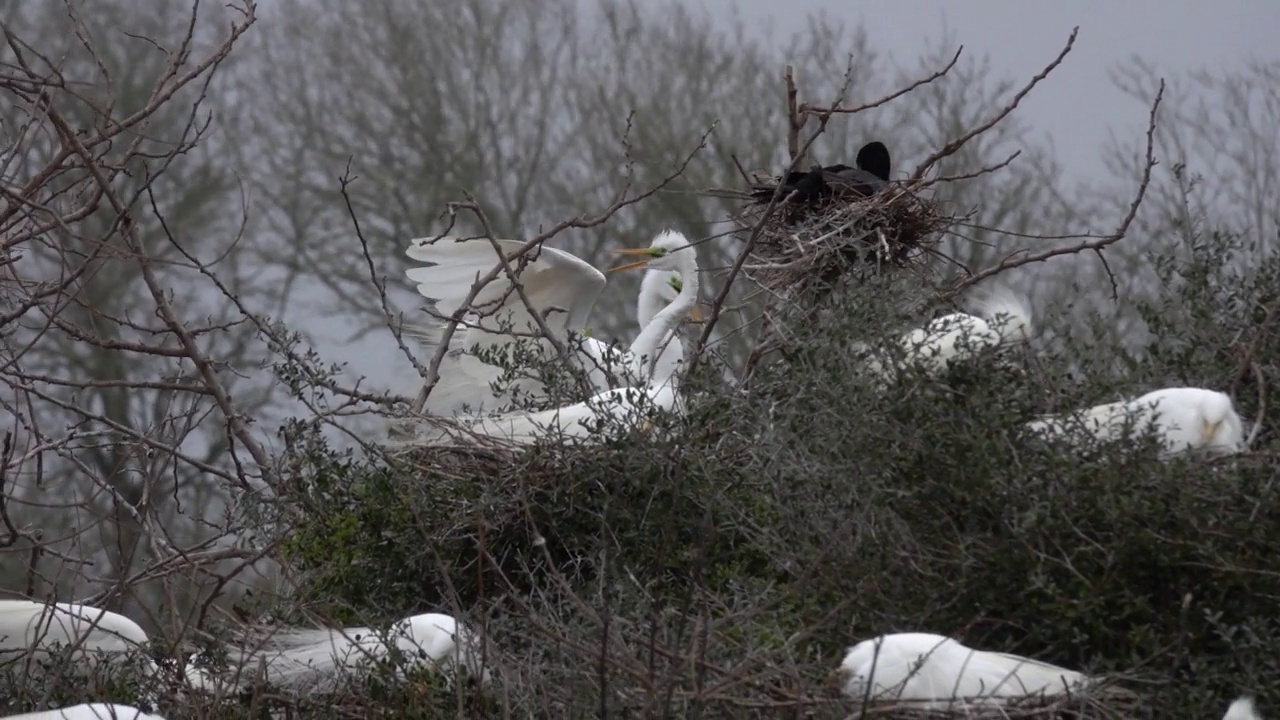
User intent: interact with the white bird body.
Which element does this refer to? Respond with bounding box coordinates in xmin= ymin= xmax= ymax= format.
xmin=402 ymin=235 xmax=696 ymax=418
xmin=635 ymin=270 xmax=688 ymax=385
xmin=0 ymin=705 xmax=166 ymax=720
xmin=228 ymin=612 xmax=489 ymax=694
xmin=445 ymin=231 xmax=699 ymax=447
xmin=0 ymin=600 xmax=149 ymax=662
xmin=1026 ymin=387 xmax=1245 ymax=457
xmin=863 ymin=288 xmax=1032 ymax=380
xmin=0 ymin=599 xmax=215 ymax=700
xmin=404 ymin=236 xmax=612 ymax=415
xmin=457 ymin=378 xmax=681 ymax=445
xmin=833 ymin=632 xmax=1091 ymax=709
xmin=1224 ymin=696 xmax=1262 ymax=720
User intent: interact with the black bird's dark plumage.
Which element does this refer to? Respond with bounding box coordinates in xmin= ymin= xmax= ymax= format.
xmin=750 ymin=141 xmax=893 ymax=205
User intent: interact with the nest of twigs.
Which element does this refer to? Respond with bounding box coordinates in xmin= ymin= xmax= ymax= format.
xmin=852 ymin=683 xmax=1145 ymax=719
xmin=734 ymin=178 xmax=949 ymax=302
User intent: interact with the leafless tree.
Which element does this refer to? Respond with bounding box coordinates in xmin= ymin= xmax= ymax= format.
xmin=0 ymin=0 xmax=275 ymax=635
xmin=229 ymin=0 xmax=1088 ymax=396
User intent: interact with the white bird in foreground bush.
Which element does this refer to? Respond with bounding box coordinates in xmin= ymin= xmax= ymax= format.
xmin=402 ymin=232 xmax=699 ymax=416
xmin=1025 ymin=387 xmax=1245 ymax=457
xmin=0 ymin=600 xmax=151 ymax=663
xmin=445 ymin=232 xmax=700 ymax=446
xmin=0 ymin=600 xmax=213 ymax=709
xmin=0 ymin=705 xmax=167 ymax=720
xmin=0 ymin=599 xmax=208 ymax=683
xmin=1224 ymin=696 xmax=1263 ymax=720
xmin=829 ymin=632 xmax=1092 ymax=709
xmin=225 ymin=612 xmax=489 ymax=694
xmin=638 ymin=270 xmax=700 ymax=385
xmin=861 ymin=288 xmax=1033 ymax=381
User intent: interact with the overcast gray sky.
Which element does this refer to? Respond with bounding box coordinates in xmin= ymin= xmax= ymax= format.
xmin=696 ymin=0 xmax=1279 ymax=180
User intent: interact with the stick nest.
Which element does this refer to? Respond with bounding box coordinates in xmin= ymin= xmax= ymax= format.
xmin=733 ymin=181 xmax=949 ymax=302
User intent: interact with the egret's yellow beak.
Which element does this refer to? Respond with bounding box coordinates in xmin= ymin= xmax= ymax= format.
xmin=1201 ymin=418 xmax=1222 ymax=443
xmin=823 ymin=668 xmax=847 ymax=690
xmin=607 ymin=247 xmax=657 ymax=273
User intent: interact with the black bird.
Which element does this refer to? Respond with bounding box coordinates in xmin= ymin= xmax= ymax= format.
xmin=750 ymin=141 xmax=893 ymax=204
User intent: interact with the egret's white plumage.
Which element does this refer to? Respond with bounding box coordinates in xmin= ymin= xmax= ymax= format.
xmin=456 ymin=381 xmax=682 ymax=445
xmin=637 ymin=270 xmax=692 ymax=385
xmin=447 ymin=231 xmax=699 ymax=446
xmin=832 ymin=632 xmax=1091 ymax=709
xmin=1026 ymin=387 xmax=1245 ymax=457
xmin=402 ymin=234 xmax=698 ymax=417
xmin=862 ymin=288 xmax=1032 ymax=380
xmin=1224 ymin=696 xmax=1262 ymax=720
xmin=0 ymin=600 xmax=215 ymax=699
xmin=227 ymin=612 xmax=489 ymax=694
xmin=403 ymin=236 xmax=610 ymax=415
xmin=0 ymin=601 xmax=149 ymax=662
xmin=0 ymin=704 xmax=166 ymax=720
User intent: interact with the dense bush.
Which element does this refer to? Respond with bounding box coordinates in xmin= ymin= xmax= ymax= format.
xmin=195 ymin=227 xmax=1280 ymax=719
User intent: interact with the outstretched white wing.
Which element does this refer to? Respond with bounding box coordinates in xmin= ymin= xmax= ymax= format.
xmin=404 ymin=235 xmax=609 ymax=414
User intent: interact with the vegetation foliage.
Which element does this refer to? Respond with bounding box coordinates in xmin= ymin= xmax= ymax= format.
xmin=1 ymin=0 xmax=1279 ymax=718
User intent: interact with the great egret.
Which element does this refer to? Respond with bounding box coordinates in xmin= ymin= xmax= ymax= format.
xmin=751 ymin=141 xmax=893 ymax=204
xmin=402 ymin=233 xmax=698 ymax=416
xmin=829 ymin=632 xmax=1092 ymax=709
xmin=447 ymin=231 xmax=700 ymax=446
xmin=0 ymin=600 xmax=213 ymax=712
xmin=1025 ymin=387 xmax=1246 ymax=457
xmin=1225 ymin=696 xmax=1262 ymax=720
xmin=639 ymin=271 xmax=699 ymax=386
xmin=223 ymin=612 xmax=489 ymax=695
xmin=0 ymin=705 xmax=167 ymax=720
xmin=860 ymin=288 xmax=1033 ymax=381
xmin=0 ymin=601 xmax=151 ymax=664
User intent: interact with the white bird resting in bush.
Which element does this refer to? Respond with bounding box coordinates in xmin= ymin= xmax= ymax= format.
xmin=1024 ymin=386 xmax=1246 ymax=458
xmin=859 ymin=288 xmax=1032 ymax=381
xmin=401 ymin=230 xmax=701 ymax=417
xmin=0 ymin=599 xmax=213 ymax=693
xmin=416 ymin=232 xmax=700 ymax=447
xmin=222 ymin=612 xmax=490 ymax=694
xmin=829 ymin=632 xmax=1094 ymax=709
xmin=1224 ymin=696 xmax=1263 ymax=720
xmin=0 ymin=704 xmax=168 ymax=720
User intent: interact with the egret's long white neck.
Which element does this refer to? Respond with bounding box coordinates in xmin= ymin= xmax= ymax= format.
xmin=636 ymin=270 xmax=669 ymax=329
xmin=628 ymin=250 xmax=699 ymax=382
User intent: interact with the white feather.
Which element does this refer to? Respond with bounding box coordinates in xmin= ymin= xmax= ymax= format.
xmin=833 ymin=632 xmax=1091 ymax=709
xmin=863 ymin=288 xmax=1032 ymax=380
xmin=436 ymin=232 xmax=699 ymax=447
xmin=1224 ymin=696 xmax=1262 ymax=720
xmin=0 ymin=601 xmax=149 ymax=663
xmin=636 ymin=270 xmax=686 ymax=385
xmin=226 ymin=613 xmax=489 ymax=695
xmin=0 ymin=704 xmax=166 ymax=720
xmin=403 ymin=236 xmax=611 ymax=416
xmin=450 ymin=378 xmax=681 ymax=446
xmin=1026 ymin=387 xmax=1245 ymax=457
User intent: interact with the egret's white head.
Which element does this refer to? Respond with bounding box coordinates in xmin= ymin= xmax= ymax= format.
xmin=1194 ymin=390 xmax=1246 ymax=454
xmin=639 ymin=270 xmax=681 ymax=305
xmin=638 ymin=271 xmax=703 ymax=324
xmin=608 ymin=230 xmax=695 ymax=274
